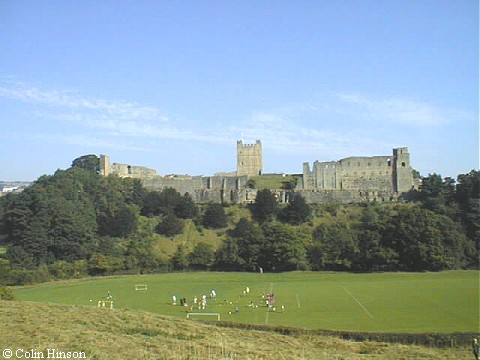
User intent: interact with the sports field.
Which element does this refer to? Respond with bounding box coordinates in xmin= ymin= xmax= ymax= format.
xmin=14 ymin=271 xmax=479 ymax=333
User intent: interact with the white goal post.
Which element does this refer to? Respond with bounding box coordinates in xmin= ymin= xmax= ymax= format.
xmin=134 ymin=284 xmax=148 ymax=291
xmin=97 ymin=300 xmax=114 ymax=309
xmin=186 ymin=312 xmax=221 ymax=321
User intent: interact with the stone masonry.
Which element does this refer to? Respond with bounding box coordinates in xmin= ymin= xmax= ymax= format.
xmin=99 ymin=143 xmax=416 ymax=204
xmin=297 ymin=147 xmax=416 ymax=203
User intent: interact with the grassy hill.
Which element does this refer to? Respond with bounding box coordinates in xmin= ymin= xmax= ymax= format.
xmin=0 ymin=300 xmax=471 ymax=359
xmin=250 ymin=174 xmax=298 ymax=190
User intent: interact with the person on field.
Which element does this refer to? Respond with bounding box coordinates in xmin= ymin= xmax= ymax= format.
xmin=473 ymin=338 xmax=479 ymax=360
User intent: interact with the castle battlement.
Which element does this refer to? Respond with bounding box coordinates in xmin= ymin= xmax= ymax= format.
xmin=237 ymin=140 xmax=262 ymax=176
xmin=99 ymin=141 xmax=416 ymax=205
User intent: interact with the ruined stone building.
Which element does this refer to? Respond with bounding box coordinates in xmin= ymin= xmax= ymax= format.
xmin=99 ymin=156 xmax=256 ymax=205
xmin=297 ymin=147 xmax=416 ymax=202
xmin=99 ymin=142 xmax=416 ymax=204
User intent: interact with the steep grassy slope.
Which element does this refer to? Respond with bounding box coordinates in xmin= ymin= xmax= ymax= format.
xmin=0 ymin=300 xmax=471 ymax=359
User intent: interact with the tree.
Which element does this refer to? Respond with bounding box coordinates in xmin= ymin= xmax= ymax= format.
xmin=202 ymin=203 xmax=228 ymax=229
xmin=229 ymin=218 xmax=265 ymax=271
xmin=188 ymin=242 xmax=215 ymax=270
xmin=456 ymin=170 xmax=480 ymax=257
xmin=279 ymin=194 xmax=311 ymax=225
xmin=380 ymin=205 xmax=473 ymax=271
xmin=171 ymin=244 xmax=189 ymax=270
xmin=71 ymin=154 xmax=99 ymax=173
xmin=141 ymin=188 xmax=198 ymax=219
xmin=215 ymin=237 xmax=244 ymax=271
xmin=174 ymin=193 xmax=199 ymax=219
xmin=98 ymin=205 xmax=139 ymax=237
xmin=250 ymin=189 xmax=278 ymax=223
xmin=309 ymin=222 xmax=358 ymax=271
xmin=88 ymin=255 xmax=124 ymax=276
xmin=155 ymin=213 xmax=184 ymax=237
xmin=124 ymin=238 xmax=161 ymax=272
xmin=418 ymin=173 xmax=457 ymax=217
xmin=2 ymin=179 xmax=97 ymax=265
xmin=260 ymin=222 xmax=308 ymax=271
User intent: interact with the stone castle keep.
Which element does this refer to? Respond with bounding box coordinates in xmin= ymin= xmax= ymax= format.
xmin=99 ymin=140 xmax=416 ymax=204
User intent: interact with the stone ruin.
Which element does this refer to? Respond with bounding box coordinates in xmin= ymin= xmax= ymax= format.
xmin=98 ymin=141 xmax=417 ymax=204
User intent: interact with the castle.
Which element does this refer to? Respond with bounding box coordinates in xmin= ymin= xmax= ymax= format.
xmin=99 ymin=140 xmax=417 ymax=204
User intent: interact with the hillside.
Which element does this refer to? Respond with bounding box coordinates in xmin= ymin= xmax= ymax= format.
xmin=0 ymin=300 xmax=470 ymax=359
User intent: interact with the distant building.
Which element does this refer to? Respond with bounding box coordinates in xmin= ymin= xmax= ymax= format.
xmin=237 ymin=140 xmax=262 ymax=176
xmin=98 ymin=142 xmax=416 ymax=204
xmin=297 ymin=147 xmax=417 ymax=203
xmin=1 ymin=186 xmax=19 ymax=193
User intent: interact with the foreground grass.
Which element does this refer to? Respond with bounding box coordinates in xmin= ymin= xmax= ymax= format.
xmin=0 ymin=300 xmax=471 ymax=359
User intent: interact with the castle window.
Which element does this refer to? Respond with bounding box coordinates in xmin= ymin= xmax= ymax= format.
xmin=127 ymin=165 xmax=132 ymax=174
xmin=401 ymin=161 xmax=406 ymax=167
xmin=387 ymin=159 xmax=391 ymax=167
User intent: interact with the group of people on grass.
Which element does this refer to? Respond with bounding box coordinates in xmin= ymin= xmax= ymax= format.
xmin=172 ymin=291 xmax=217 ymax=311
xmin=170 ymin=287 xmax=286 ymax=314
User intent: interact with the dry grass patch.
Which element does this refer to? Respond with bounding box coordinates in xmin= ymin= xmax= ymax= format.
xmin=0 ymin=300 xmax=470 ymax=359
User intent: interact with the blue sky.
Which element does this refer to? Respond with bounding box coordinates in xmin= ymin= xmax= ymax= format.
xmin=0 ymin=1 xmax=478 ymax=181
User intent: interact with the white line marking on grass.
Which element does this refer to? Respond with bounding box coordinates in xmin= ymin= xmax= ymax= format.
xmin=296 ymin=294 xmax=301 ymax=309
xmin=341 ymin=286 xmax=374 ymax=319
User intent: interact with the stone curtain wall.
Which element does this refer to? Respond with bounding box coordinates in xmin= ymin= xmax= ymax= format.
xmin=301 ymin=148 xmax=414 ymax=194
xmin=99 ymin=145 xmax=415 ymax=204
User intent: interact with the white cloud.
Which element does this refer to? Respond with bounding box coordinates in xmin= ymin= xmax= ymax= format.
xmin=0 ymin=80 xmax=168 ymax=122
xmin=336 ymin=93 xmax=468 ymax=127
xmin=230 ymin=108 xmax=392 ymax=162
xmin=2 ymin=80 xmax=472 ymax=165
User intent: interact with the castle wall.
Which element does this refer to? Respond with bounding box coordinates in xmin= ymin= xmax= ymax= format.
xmin=141 ymin=175 xmax=250 ymax=204
xmin=110 ymin=163 xmax=157 ymax=178
xmin=296 ymin=189 xmax=398 ymax=204
xmin=99 ymin=144 xmax=415 ymax=205
xmin=299 ymin=148 xmax=414 ymax=198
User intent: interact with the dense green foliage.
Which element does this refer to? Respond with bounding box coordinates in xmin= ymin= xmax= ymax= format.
xmin=0 ymin=161 xmax=478 ymax=285
xmin=202 ymin=203 xmax=228 ymax=229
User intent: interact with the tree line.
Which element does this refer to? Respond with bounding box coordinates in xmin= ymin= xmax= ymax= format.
xmin=0 ymin=155 xmax=478 ymax=285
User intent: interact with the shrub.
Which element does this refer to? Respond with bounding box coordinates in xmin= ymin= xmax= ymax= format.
xmin=0 ymin=286 xmax=14 ymax=300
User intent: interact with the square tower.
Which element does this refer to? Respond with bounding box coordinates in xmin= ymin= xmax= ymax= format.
xmin=393 ymin=147 xmax=414 ymax=193
xmin=237 ymin=140 xmax=263 ymax=176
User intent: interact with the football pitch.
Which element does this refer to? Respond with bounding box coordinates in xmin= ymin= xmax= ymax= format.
xmin=14 ymin=271 xmax=479 ymax=333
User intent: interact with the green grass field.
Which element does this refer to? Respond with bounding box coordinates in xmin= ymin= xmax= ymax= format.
xmin=14 ymin=271 xmax=479 ymax=333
